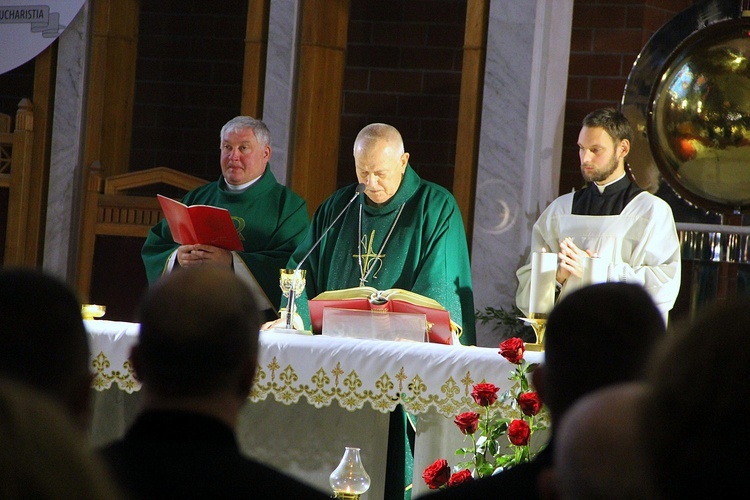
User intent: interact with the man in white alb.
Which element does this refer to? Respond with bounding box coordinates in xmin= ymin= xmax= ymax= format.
xmin=516 ymin=107 xmax=680 ymax=322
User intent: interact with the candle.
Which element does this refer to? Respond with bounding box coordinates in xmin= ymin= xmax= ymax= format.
xmin=582 ymin=256 xmax=608 ymax=286
xmin=529 ymin=251 xmax=557 ymax=316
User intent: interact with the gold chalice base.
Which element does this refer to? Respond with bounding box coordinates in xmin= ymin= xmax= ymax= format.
xmin=81 ymin=304 xmax=106 ymax=320
xmin=519 ymin=315 xmax=547 ymax=351
xmin=524 ymin=342 xmax=545 ymax=352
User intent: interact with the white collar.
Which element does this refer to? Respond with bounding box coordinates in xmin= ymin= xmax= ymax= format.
xmin=594 ymin=172 xmax=626 ymax=194
xmin=224 ymin=175 xmax=260 ymax=192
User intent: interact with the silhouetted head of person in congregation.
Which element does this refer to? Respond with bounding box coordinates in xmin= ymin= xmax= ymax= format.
xmin=132 ymin=266 xmax=261 ymax=419
xmin=552 ymin=382 xmax=659 ymax=499
xmin=533 ymin=282 xmax=665 ymax=425
xmin=0 ymin=376 xmax=124 ymax=499
xmin=640 ymin=296 xmax=750 ymax=499
xmin=0 ymin=267 xmax=92 ymax=429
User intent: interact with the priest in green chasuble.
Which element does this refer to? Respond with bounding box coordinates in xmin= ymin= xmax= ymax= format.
xmin=276 ymin=122 xmax=476 ymax=346
xmin=268 ymin=122 xmax=475 ymax=500
xmin=141 ymin=116 xmax=309 ymax=316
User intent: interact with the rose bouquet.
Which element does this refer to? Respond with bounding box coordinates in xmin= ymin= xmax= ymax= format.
xmin=422 ymin=337 xmax=549 ymax=489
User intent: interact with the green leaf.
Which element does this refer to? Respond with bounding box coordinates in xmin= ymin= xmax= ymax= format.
xmin=477 ymin=462 xmax=495 ymax=478
xmin=456 ymin=459 xmax=473 ymax=471
xmin=474 ymin=305 xmax=535 ymax=341
xmin=487 ymin=439 xmax=499 ymax=456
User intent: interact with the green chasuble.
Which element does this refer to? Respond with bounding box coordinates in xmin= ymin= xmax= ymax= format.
xmin=142 ymin=166 xmax=309 ymax=310
xmin=285 ymin=165 xmax=476 ymax=346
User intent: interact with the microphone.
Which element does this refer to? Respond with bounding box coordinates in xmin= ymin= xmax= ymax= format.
xmin=284 ymin=182 xmax=365 ymax=329
xmin=294 ymin=182 xmax=366 ymax=272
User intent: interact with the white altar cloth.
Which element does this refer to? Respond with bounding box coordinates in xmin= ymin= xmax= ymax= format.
xmin=86 ymin=320 xmax=542 ymax=417
xmin=85 ymin=320 xmax=545 ymax=498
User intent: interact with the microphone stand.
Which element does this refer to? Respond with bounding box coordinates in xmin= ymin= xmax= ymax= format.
xmin=283 ymin=183 xmax=366 ymax=330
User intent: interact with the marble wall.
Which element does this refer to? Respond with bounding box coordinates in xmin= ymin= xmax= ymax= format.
xmin=263 ymin=0 xmax=300 ymax=186
xmin=44 ymin=1 xmax=90 ymax=282
xmin=471 ymin=0 xmax=573 ymax=346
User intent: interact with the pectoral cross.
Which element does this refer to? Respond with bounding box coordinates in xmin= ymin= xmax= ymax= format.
xmin=354 ymin=230 xmax=385 ymax=286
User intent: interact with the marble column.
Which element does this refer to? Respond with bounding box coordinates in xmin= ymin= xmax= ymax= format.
xmin=43 ymin=0 xmax=91 ymax=283
xmin=471 ymin=0 xmax=573 ymax=346
xmin=263 ymin=0 xmax=301 ymax=186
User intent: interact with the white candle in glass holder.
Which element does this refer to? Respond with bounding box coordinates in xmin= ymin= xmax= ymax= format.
xmin=582 ymin=256 xmax=608 ymax=286
xmin=529 ymin=251 xmax=557 ymax=316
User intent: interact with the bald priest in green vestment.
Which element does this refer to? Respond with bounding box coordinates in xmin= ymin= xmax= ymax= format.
xmin=141 ymin=117 xmax=309 ymax=315
xmin=270 ymin=122 xmax=476 ymax=346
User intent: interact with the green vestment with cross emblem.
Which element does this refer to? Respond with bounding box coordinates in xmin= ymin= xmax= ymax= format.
xmin=284 ymin=164 xmax=476 ymax=346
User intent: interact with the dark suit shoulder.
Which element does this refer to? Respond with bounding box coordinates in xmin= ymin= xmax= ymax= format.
xmin=98 ymin=411 xmax=330 ymax=499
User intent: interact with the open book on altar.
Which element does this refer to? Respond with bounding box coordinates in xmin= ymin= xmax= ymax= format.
xmin=308 ymin=286 xmax=454 ymax=344
xmin=157 ymin=195 xmax=243 ymax=251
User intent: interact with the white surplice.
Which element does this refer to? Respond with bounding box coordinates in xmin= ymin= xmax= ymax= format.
xmin=516 ymin=191 xmax=681 ymax=322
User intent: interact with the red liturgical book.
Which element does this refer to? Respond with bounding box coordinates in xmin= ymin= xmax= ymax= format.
xmin=309 ymin=287 xmax=454 ymax=345
xmin=157 ymin=195 xmax=243 ymax=252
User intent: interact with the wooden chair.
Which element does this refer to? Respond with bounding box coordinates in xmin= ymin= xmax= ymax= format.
xmin=0 ymin=99 xmax=35 ymax=266
xmin=76 ymin=162 xmax=207 ymax=307
xmin=0 ymin=112 xmax=10 ymax=133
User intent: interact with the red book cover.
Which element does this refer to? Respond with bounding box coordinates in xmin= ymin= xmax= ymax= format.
xmin=308 ymin=287 xmax=454 ymax=345
xmin=157 ymin=194 xmax=243 ymax=252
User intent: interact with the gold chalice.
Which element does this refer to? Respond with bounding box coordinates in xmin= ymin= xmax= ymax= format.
xmin=280 ymin=268 xmax=306 ymax=297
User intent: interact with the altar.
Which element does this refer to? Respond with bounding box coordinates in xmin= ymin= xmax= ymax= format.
xmin=86 ymin=320 xmax=544 ymax=499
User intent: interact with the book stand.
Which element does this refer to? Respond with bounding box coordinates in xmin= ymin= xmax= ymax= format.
xmin=322 ymin=308 xmax=428 ymax=343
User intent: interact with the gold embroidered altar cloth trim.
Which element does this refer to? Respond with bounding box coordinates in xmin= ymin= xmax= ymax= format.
xmin=85 ymin=320 xmax=542 ymax=418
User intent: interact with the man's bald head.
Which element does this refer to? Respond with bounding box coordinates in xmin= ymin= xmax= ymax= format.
xmin=134 ymin=267 xmax=262 ymax=398
xmin=554 ymin=382 xmax=657 ymax=499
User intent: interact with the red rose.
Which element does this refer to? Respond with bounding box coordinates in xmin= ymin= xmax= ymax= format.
xmin=454 ymin=411 xmax=480 ymax=435
xmin=471 ymin=383 xmax=499 ymax=407
xmin=517 ymin=392 xmax=543 ymax=416
xmin=499 ymin=337 xmax=525 ymax=364
xmin=422 ymin=458 xmax=451 ymax=489
xmin=508 ymin=418 xmax=531 ymax=446
xmin=447 ymin=469 xmax=474 ymax=487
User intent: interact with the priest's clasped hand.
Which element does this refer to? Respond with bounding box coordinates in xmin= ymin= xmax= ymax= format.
xmin=177 ymin=244 xmax=233 ymax=268
xmin=556 ymin=237 xmax=596 ymax=285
